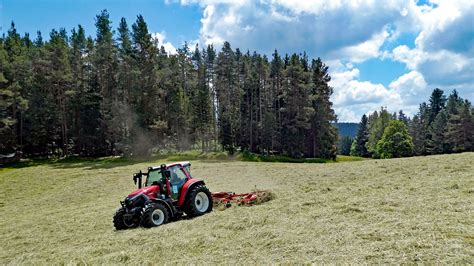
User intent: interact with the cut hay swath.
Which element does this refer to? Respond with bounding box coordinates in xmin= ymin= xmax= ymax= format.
xmin=212 ymin=189 xmax=274 ymax=209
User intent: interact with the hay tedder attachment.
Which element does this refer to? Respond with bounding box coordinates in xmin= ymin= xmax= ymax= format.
xmin=211 ymin=190 xmax=273 ymax=208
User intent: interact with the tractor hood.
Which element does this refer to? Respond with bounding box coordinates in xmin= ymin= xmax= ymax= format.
xmin=128 ymin=185 xmax=159 ymax=197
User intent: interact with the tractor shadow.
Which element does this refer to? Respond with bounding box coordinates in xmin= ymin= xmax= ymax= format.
xmin=115 ymin=215 xmax=205 ymax=232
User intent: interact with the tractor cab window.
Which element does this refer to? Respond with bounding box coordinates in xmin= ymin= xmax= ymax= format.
xmin=146 ymin=170 xmax=163 ymax=186
xmin=184 ymin=165 xmax=192 ymax=177
xmin=168 ymin=166 xmax=188 ymax=199
xmin=169 ymin=166 xmax=188 ymax=184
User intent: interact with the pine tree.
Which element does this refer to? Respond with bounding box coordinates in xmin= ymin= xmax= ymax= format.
xmin=280 ymin=54 xmax=312 ymax=158
xmin=215 ymin=41 xmax=240 ymax=154
xmin=22 ymin=31 xmax=54 ymax=156
xmin=69 ymin=25 xmax=88 ymax=154
xmin=428 ymin=88 xmax=446 ymax=123
xmin=269 ymin=49 xmax=284 ymax=153
xmin=191 ymin=45 xmax=213 ymax=152
xmin=0 ymin=36 xmax=16 ymax=153
xmin=398 ymin=110 xmax=409 ymax=125
xmin=45 ymin=29 xmax=73 ymax=155
xmin=174 ymin=42 xmax=194 ymax=151
xmin=308 ymin=58 xmax=337 ymax=159
xmin=77 ymin=37 xmax=104 ymax=156
xmin=409 ymin=102 xmax=430 ymax=155
xmin=93 ymin=10 xmax=120 ymax=155
xmin=130 ymin=14 xmax=161 ymax=155
xmin=204 ymin=44 xmax=217 ymax=151
xmin=427 ymin=111 xmax=448 ymax=154
xmin=350 ymin=114 xmax=369 ymax=157
xmin=1 ymin=23 xmax=30 ymax=154
xmin=115 ymin=18 xmax=136 ymax=155
xmin=446 ymin=100 xmax=474 ymax=152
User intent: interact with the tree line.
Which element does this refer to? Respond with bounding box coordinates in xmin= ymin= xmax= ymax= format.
xmin=0 ymin=10 xmax=338 ymax=159
xmin=349 ymin=88 xmax=474 ymax=158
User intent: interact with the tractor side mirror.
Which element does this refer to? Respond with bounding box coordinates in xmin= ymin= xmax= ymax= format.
xmin=133 ymin=170 xmax=143 ymax=189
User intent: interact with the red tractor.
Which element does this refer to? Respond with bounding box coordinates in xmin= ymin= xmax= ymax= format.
xmin=113 ymin=161 xmax=213 ymax=229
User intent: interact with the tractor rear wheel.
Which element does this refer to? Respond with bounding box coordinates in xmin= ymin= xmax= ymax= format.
xmin=140 ymin=203 xmax=169 ymax=228
xmin=184 ymin=185 xmax=213 ymax=217
xmin=113 ymin=207 xmax=139 ymax=230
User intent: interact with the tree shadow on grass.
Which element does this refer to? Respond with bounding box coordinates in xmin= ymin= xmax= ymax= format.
xmin=50 ymin=156 xmax=154 ymax=170
xmin=1 ymin=159 xmax=53 ymax=173
xmin=2 ymin=153 xmax=237 ymax=172
xmin=0 ymin=156 xmax=149 ymax=172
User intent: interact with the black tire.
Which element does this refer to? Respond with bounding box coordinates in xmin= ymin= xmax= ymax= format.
xmin=184 ymin=185 xmax=213 ymax=218
xmin=113 ymin=207 xmax=139 ymax=230
xmin=140 ymin=203 xmax=169 ymax=228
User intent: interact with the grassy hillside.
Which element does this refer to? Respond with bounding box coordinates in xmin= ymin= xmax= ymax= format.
xmin=1 ymin=153 xmax=473 ymax=264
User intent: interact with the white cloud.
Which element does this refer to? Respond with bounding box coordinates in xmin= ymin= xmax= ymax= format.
xmin=196 ymin=0 xmax=408 ymax=61
xmin=389 ymin=71 xmax=428 ymax=106
xmin=151 ymin=31 xmax=177 ymax=55
xmin=329 ymin=63 xmax=404 ymax=121
xmin=170 ymin=0 xmax=474 ymax=121
xmin=390 ymin=0 xmax=474 ymax=86
xmin=333 ymin=29 xmax=390 ymax=63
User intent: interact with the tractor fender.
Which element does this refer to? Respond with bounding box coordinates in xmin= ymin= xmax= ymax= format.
xmin=149 ymin=198 xmax=175 ymax=218
xmin=177 ymin=179 xmax=205 ymax=206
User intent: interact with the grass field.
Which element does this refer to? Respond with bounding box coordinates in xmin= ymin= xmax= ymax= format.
xmin=1 ymin=153 xmax=473 ymax=264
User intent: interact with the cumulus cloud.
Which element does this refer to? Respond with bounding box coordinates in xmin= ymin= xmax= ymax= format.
xmin=196 ymin=0 xmax=407 ymax=61
xmin=329 ymin=64 xmax=405 ymax=121
xmin=390 ymin=0 xmax=474 ymax=86
xmin=389 ymin=71 xmax=428 ymax=111
xmin=151 ymin=31 xmax=177 ymax=54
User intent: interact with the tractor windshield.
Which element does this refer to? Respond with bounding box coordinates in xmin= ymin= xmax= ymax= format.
xmin=146 ymin=170 xmax=163 ymax=186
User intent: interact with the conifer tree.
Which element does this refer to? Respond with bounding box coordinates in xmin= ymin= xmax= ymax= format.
xmin=280 ymin=54 xmax=312 ymax=158
xmin=308 ymin=58 xmax=337 ymax=159
xmin=215 ymin=41 xmax=239 ymax=153
xmin=427 ymin=111 xmax=448 ymax=154
xmin=350 ymin=114 xmax=369 ymax=157
xmin=0 ymin=23 xmax=30 ymax=154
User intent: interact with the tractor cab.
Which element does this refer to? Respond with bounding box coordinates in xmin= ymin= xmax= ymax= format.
xmin=133 ymin=161 xmax=192 ymax=200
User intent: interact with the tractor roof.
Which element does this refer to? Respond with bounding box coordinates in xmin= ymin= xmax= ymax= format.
xmin=149 ymin=161 xmax=191 ymax=171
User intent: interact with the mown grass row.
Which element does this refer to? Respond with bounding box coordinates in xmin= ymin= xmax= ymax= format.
xmin=1 ymin=152 xmax=473 ymax=263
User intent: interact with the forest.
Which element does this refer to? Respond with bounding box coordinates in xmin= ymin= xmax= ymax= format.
xmin=1 ymin=10 xmax=472 ymax=160
xmin=0 ymin=10 xmax=338 ymax=159
xmin=348 ymin=88 xmax=474 ymax=158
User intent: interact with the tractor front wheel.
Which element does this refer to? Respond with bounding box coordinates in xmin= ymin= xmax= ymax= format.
xmin=185 ymin=185 xmax=213 ymax=217
xmin=113 ymin=207 xmax=139 ymax=230
xmin=140 ymin=203 xmax=169 ymax=228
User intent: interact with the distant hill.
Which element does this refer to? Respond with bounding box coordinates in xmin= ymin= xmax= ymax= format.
xmin=334 ymin=122 xmax=359 ymax=138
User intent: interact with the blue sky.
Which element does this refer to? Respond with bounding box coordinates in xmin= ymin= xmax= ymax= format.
xmin=1 ymin=0 xmax=473 ymax=121
xmin=1 ymin=0 xmax=202 ymax=47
